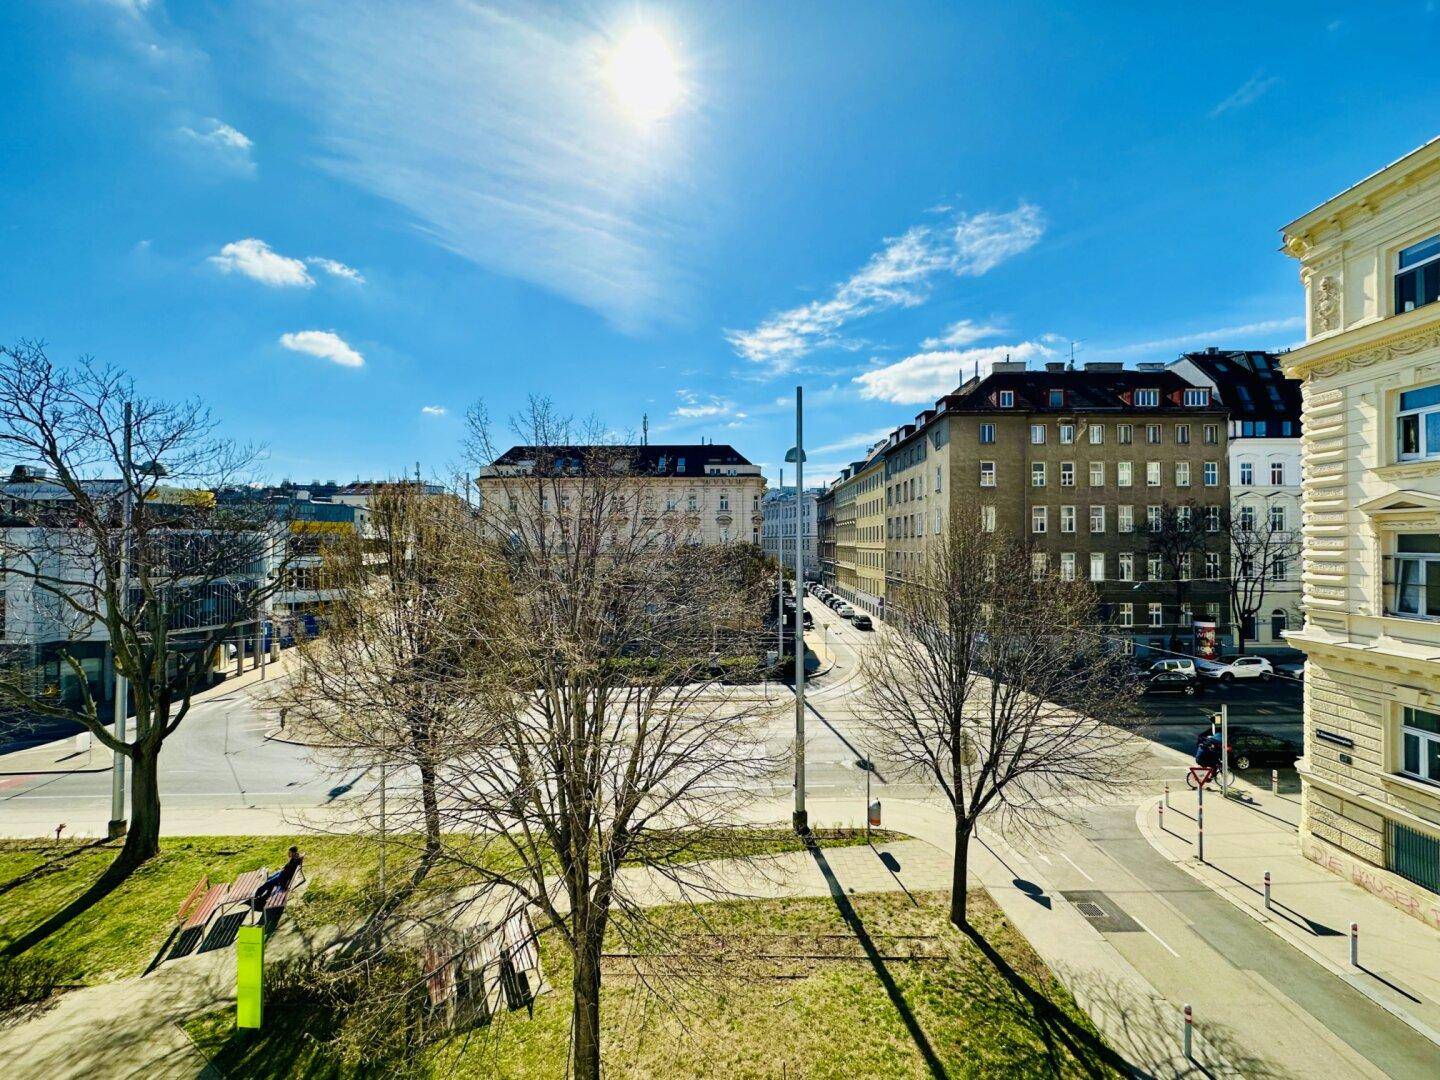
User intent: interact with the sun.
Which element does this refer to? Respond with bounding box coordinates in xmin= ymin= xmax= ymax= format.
xmin=605 ymin=25 xmax=682 ymax=122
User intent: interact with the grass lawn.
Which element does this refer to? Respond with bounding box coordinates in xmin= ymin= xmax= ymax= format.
xmin=0 ymin=828 xmax=889 ymax=987
xmin=184 ymin=889 xmax=1122 ymax=1079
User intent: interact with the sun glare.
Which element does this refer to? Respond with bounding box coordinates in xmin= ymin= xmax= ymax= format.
xmin=606 ymin=25 xmax=682 ymax=122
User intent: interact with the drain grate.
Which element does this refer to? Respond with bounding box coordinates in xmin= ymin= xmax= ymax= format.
xmin=1060 ymin=890 xmax=1143 ymax=933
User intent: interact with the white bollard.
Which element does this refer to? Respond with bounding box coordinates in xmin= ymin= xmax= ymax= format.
xmin=1271 ymin=769 xmax=1278 ymax=796
xmin=1263 ymin=871 xmax=1271 ymax=911
xmin=1158 ymin=801 xmax=1165 ymax=832
xmin=1196 ymin=783 xmax=1205 ymax=863
xmin=1164 ymin=780 xmax=1170 ymax=808
xmin=1183 ymin=1003 xmax=1193 ymax=1059
xmin=1350 ymin=922 xmax=1359 ymax=967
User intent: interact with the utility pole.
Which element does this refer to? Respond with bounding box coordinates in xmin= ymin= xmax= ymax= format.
xmin=790 ymin=387 xmax=807 ymax=832
xmin=108 ymin=401 xmax=133 ymax=839
xmin=777 ymin=467 xmax=784 ymax=662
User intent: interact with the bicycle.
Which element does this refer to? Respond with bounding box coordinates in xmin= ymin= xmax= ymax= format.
xmin=1186 ymin=764 xmax=1218 ymax=791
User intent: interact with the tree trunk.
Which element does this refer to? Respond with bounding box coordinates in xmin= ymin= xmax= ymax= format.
xmin=571 ymin=931 xmax=604 ymax=1080
xmin=949 ymin=818 xmax=971 ymax=928
xmin=118 ymin=742 xmax=162 ymax=870
xmin=418 ymin=760 xmax=442 ymax=852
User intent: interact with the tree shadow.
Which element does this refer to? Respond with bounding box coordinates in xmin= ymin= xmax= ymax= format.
xmin=2 ymin=850 xmax=137 ymax=958
xmin=0 ymin=838 xmax=113 ymax=898
xmin=803 ymin=832 xmax=949 ymax=1080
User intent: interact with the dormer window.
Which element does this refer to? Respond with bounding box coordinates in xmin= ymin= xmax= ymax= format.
xmin=1183 ymin=388 xmax=1210 ymax=407
xmin=1396 ymin=234 xmax=1440 ymax=315
xmin=1134 ymin=388 xmax=1160 ymax=407
xmin=1049 ymin=389 xmax=1065 ymax=407
xmin=999 ymin=390 xmax=1015 ymax=408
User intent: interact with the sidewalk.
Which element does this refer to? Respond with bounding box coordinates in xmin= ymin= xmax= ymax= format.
xmin=1139 ymin=772 xmax=1440 ymax=1049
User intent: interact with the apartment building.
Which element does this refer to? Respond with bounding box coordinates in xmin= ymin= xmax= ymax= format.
xmin=874 ymin=362 xmax=1230 ymax=651
xmin=826 ymin=443 xmax=887 ymax=615
xmin=761 ymin=486 xmax=820 ymax=577
xmin=1281 ymin=137 xmax=1440 ymax=920
xmin=477 ymin=443 xmax=766 ymax=548
xmin=1169 ymin=349 xmax=1304 ymax=650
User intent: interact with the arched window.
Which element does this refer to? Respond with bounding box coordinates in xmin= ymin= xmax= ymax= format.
xmin=1271 ymin=608 xmax=1288 ymax=640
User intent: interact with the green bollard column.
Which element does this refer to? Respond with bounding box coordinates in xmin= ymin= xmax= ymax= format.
xmin=236 ymin=924 xmax=264 ymax=1029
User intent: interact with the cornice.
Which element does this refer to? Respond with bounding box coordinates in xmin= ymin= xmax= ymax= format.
xmin=1282 ymin=312 xmax=1440 ymax=381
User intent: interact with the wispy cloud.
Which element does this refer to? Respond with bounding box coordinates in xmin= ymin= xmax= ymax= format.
xmin=209 ymin=239 xmax=363 ymax=288
xmin=307 ymin=257 xmax=366 ymax=284
xmin=920 ymin=318 xmax=1005 ymax=350
xmin=669 ymin=390 xmax=748 ymax=424
xmin=178 ymin=118 xmax=255 ymax=173
xmin=279 ymin=330 xmax=365 ymax=368
xmin=264 ymin=2 xmax=697 ymax=330
xmin=1209 ymin=73 xmax=1281 ymax=117
xmin=812 ymin=428 xmax=893 ymax=457
xmin=854 ymin=340 xmax=1056 ymax=405
xmin=727 ymin=203 xmax=1043 ymax=371
xmin=1085 ymin=316 xmax=1304 ymax=361
xmin=420 ymin=405 xmax=447 ymax=416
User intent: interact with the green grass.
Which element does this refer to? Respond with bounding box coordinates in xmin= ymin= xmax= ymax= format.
xmin=0 ymin=828 xmax=890 ymax=987
xmin=184 ymin=889 xmax=1122 ymax=1079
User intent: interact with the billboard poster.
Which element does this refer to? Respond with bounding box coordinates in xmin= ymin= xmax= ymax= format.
xmin=1192 ymin=621 xmax=1218 ymax=660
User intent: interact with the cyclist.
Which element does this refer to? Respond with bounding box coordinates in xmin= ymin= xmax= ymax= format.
xmin=1189 ymin=731 xmax=1223 ymax=788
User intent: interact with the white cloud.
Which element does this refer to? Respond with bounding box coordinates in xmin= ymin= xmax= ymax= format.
xmin=420 ymin=405 xmax=447 ymax=416
xmin=1086 ymin=316 xmax=1304 ymax=361
xmin=920 ymin=319 xmax=1005 ymax=350
xmin=307 ymin=257 xmax=366 ymax=284
xmin=727 ymin=203 xmax=1043 ymax=371
xmin=854 ymin=340 xmax=1056 ymax=405
xmin=210 ymin=239 xmax=313 ymax=287
xmin=1209 ymin=73 xmax=1281 ymax=118
xmin=671 ymin=389 xmax=744 ymax=420
xmin=279 ymin=330 xmax=365 ymax=368
xmin=812 ymin=428 xmax=894 ymax=457
xmin=179 ymin=118 xmax=255 ymax=173
xmin=263 ymin=2 xmax=698 ymax=330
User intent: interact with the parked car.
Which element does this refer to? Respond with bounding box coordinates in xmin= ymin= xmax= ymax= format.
xmin=839 ymin=605 xmax=855 ymax=619
xmin=1275 ymin=661 xmax=1305 ymax=682
xmin=1143 ymin=669 xmax=1204 ymax=697
xmin=851 ymin=613 xmax=873 ymax=631
xmin=1223 ymin=726 xmax=1300 ymax=770
xmin=1147 ymin=658 xmax=1196 ymax=676
xmin=1201 ymin=656 xmax=1275 ymax=683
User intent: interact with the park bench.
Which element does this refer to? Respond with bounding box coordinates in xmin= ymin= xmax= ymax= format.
xmin=218 ymin=867 xmax=267 ymax=920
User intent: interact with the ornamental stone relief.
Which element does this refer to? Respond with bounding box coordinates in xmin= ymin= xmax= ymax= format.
xmin=1313 ymin=276 xmax=1341 ymax=334
xmin=1311 ymin=326 xmax=1440 ymax=379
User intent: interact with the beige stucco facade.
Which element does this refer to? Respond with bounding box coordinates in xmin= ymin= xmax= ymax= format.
xmin=1282 ymin=136 xmax=1440 ymax=925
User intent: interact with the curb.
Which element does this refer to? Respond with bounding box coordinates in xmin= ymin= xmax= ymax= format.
xmin=1134 ymin=795 xmax=1440 ymax=1052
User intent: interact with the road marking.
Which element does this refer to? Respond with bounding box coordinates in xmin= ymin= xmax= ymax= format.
xmin=1127 ymin=911 xmax=1180 ymax=957
xmin=1060 ymin=852 xmax=1094 ymax=881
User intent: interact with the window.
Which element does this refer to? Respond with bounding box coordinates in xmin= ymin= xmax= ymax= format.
xmin=1060 ymin=462 xmax=1075 ymax=487
xmin=1177 ymin=505 xmax=1192 ymax=528
xmin=1271 ymin=556 xmax=1288 ymax=581
xmin=1117 ymin=423 xmax=1133 ymax=445
xmin=1090 ymin=505 xmax=1106 ymax=533
xmin=1179 ymin=553 xmax=1191 ymax=580
xmin=1090 ymin=552 xmax=1105 ymax=581
xmin=1135 ymin=389 xmax=1160 ymax=407
xmin=1394 ymin=534 xmax=1440 ymax=618
xmin=1050 ymin=389 xmax=1065 ymax=407
xmin=1031 ymin=553 xmax=1048 ymax=579
xmin=1205 ymin=505 xmax=1220 ymax=533
xmin=1117 ymin=461 xmax=1133 ymax=487
xmin=1059 ymin=423 xmax=1076 ymax=444
xmin=1147 ymin=554 xmax=1163 ymax=580
xmin=1146 ymin=424 xmax=1162 ymax=445
xmin=719 ymin=494 xmax=730 ymax=511
xmin=1395 ymin=234 xmax=1440 ymax=315
xmin=1089 ymin=424 xmax=1104 ymax=444
xmin=1401 ymin=707 xmax=1440 ymax=785
xmin=1119 ymin=505 xmax=1134 ymax=533
xmin=1146 ymin=461 xmax=1161 ymax=487
xmin=1119 ymin=553 xmax=1135 ymax=581
xmin=1206 ymin=553 xmax=1221 ymax=580
xmin=1176 ymin=462 xmax=1191 ymax=487
xmin=936 ymin=466 xmax=943 ymax=492
xmin=999 ymin=390 xmax=1015 ymax=408
xmin=1089 ymin=462 xmax=1104 ymax=486
xmin=1119 ymin=602 xmax=1134 ymax=628
xmin=1204 ymin=461 xmax=1219 ymax=486
xmin=1269 ymin=505 xmax=1286 ymax=532
xmin=1240 ymin=505 xmax=1255 ymax=530
xmin=1031 ymin=462 xmax=1046 ymax=487
xmin=1239 ymin=461 xmax=1254 ymax=485
xmin=1060 ymin=552 xmax=1076 ymax=581
xmin=1397 ymin=384 xmax=1440 ymax=461
xmin=1270 ymin=461 xmax=1285 ymax=485
xmin=1031 ymin=424 xmax=1047 ymax=445
xmin=979 ymin=423 xmax=996 ymax=445
xmin=1060 ymin=505 xmax=1076 ymax=533
xmin=980 ymin=461 xmax=996 ymax=487
xmin=1032 ymin=507 xmax=1048 ymax=534
xmin=1176 ymin=424 xmax=1190 ymax=445
xmin=687 ymin=493 xmax=698 ymax=511
xmin=1148 ymin=602 xmax=1163 ymax=627
xmin=1183 ymin=388 xmax=1210 ymax=407
xmin=1204 ymin=424 xmax=1218 ymax=445
xmin=982 ymin=505 xmax=996 ymax=532
xmin=1147 ymin=505 xmax=1161 ymax=532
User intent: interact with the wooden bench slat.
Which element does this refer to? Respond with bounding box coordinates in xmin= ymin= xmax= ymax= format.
xmin=182 ymin=884 xmax=228 ymax=930
xmin=176 ymin=876 xmax=209 ymax=923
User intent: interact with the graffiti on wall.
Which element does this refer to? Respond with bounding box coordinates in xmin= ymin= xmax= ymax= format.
xmin=1305 ymin=837 xmax=1440 ymax=931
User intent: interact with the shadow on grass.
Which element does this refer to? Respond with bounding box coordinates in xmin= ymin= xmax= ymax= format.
xmin=803 ymin=832 xmax=949 ymax=1080
xmin=0 ymin=839 xmax=113 ymax=899
xmin=1 ymin=851 xmax=138 ymax=958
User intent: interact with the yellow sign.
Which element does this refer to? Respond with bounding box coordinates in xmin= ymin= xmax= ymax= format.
xmin=236 ymin=924 xmax=264 ymax=1029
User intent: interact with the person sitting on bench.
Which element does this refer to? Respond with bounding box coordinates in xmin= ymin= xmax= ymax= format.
xmin=253 ymin=846 xmax=303 ymax=909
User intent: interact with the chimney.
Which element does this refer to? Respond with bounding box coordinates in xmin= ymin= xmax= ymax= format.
xmin=1083 ymin=362 xmax=1124 ymax=372
xmin=1045 ymin=362 xmax=1066 ymax=373
xmin=1135 ymin=362 xmax=1165 ymax=371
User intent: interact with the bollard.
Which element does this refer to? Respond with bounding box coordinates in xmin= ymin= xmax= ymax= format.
xmin=1271 ymin=768 xmax=1278 ymax=797
xmin=1158 ymin=801 xmax=1165 ymax=832
xmin=1164 ymin=780 xmax=1170 ymax=808
xmin=1350 ymin=922 xmax=1359 ymax=967
xmin=1196 ymin=783 xmax=1205 ymax=863
xmin=1263 ymin=871 xmax=1271 ymax=911
xmin=1182 ymin=1003 xmax=1193 ymax=1059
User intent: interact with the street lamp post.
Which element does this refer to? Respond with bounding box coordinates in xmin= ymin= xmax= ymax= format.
xmin=107 ymin=402 xmax=133 ymax=839
xmin=787 ymin=387 xmax=807 ymax=832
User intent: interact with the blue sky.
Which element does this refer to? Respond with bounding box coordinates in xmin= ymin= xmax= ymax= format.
xmin=2 ymin=1 xmax=1438 ymax=486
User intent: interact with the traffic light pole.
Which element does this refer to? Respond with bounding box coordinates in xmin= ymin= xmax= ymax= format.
xmin=793 ymin=386 xmax=807 ymax=833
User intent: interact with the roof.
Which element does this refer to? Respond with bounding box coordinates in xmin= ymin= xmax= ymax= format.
xmin=1169 ymin=349 xmax=1301 ymax=423
xmin=488 ymin=443 xmax=756 ymax=478
xmin=939 ymin=367 xmax=1217 ymax=415
xmin=1281 ymin=135 xmax=1440 ymax=238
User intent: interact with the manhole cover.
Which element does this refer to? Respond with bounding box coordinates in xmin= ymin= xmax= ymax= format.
xmin=1061 ymin=890 xmax=1143 ymax=933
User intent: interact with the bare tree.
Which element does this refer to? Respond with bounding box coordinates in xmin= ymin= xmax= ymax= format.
xmin=1224 ymin=501 xmax=1301 ymax=655
xmin=861 ymin=510 xmax=1144 ymax=927
xmin=0 ymin=343 xmax=292 ymax=909
xmin=1144 ymin=501 xmax=1217 ymax=650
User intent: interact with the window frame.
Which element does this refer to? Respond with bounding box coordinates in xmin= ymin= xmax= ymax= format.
xmin=1135 ymin=388 xmax=1160 ymax=408
xmin=979 ymin=461 xmax=996 ymax=487
xmin=1400 ymin=706 xmax=1440 ymax=786
xmin=1396 ymin=383 xmax=1440 ymax=462
xmin=1392 ymin=533 xmax=1440 ymax=620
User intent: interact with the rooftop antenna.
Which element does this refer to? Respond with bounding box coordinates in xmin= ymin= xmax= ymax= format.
xmin=1068 ymin=339 xmax=1084 ymax=371
xmin=642 ymin=414 xmax=649 ymax=446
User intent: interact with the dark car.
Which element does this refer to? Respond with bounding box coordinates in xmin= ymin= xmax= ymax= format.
xmin=1143 ymin=669 xmax=1204 ymax=697
xmin=852 ymin=613 xmax=873 ymax=630
xmin=1225 ymin=726 xmax=1300 ymax=771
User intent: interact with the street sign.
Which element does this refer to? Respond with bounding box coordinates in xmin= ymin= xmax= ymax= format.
xmin=236 ymin=924 xmax=264 ymax=1029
